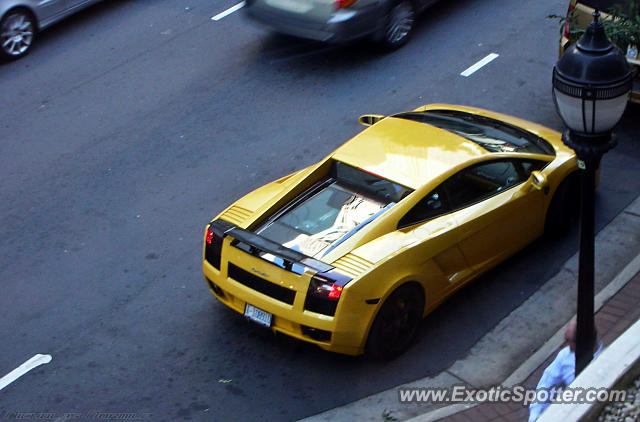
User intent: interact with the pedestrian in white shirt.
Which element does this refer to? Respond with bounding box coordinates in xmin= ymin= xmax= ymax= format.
xmin=528 ymin=319 xmax=602 ymax=422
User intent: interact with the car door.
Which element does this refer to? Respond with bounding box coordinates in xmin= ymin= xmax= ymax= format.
xmin=33 ymin=0 xmax=66 ymax=23
xmin=397 ymin=187 xmax=473 ymax=299
xmin=443 ymin=158 xmax=547 ymax=272
xmin=63 ymin=0 xmax=100 ymax=13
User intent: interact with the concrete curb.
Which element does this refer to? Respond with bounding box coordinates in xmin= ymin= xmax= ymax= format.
xmin=504 ymin=253 xmax=640 ymax=389
xmin=407 ymin=253 xmax=640 ymax=422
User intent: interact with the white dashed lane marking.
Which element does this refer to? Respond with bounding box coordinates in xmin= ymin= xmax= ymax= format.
xmin=0 ymin=354 xmax=52 ymax=391
xmin=460 ymin=53 xmax=500 ymax=77
xmin=211 ymin=2 xmax=246 ymax=21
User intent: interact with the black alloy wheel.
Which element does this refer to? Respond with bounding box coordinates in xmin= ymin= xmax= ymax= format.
xmin=366 ymin=284 xmax=424 ymax=359
xmin=545 ymin=173 xmax=579 ymax=235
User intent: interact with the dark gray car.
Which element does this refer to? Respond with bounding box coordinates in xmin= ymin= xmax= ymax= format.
xmin=0 ymin=0 xmax=102 ymax=60
xmin=244 ymin=0 xmax=440 ymax=48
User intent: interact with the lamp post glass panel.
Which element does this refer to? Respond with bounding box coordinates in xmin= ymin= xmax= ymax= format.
xmin=552 ymin=10 xmax=632 ymax=375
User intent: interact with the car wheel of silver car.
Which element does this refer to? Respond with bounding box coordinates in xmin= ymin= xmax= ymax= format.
xmin=381 ymin=0 xmax=415 ymax=49
xmin=366 ymin=284 xmax=424 ymax=359
xmin=0 ymin=9 xmax=36 ymax=61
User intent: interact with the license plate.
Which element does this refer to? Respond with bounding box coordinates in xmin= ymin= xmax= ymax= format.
xmin=244 ymin=303 xmax=272 ymax=328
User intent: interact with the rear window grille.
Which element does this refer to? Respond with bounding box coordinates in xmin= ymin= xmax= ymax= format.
xmin=228 ymin=263 xmax=296 ymax=305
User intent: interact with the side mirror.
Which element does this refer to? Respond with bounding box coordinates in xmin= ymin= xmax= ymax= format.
xmin=530 ymin=171 xmax=549 ymax=193
xmin=358 ymin=114 xmax=385 ymax=126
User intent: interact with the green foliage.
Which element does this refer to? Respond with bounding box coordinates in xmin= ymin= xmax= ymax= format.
xmin=548 ymin=10 xmax=586 ymax=42
xmin=549 ymin=0 xmax=640 ymax=52
xmin=602 ymin=0 xmax=640 ymax=51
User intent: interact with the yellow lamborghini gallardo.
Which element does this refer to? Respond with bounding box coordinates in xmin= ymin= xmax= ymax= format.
xmin=202 ymin=104 xmax=579 ymax=358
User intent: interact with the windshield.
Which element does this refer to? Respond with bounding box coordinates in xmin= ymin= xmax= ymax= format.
xmin=394 ymin=110 xmax=555 ymax=155
xmin=253 ymin=162 xmax=409 ymax=262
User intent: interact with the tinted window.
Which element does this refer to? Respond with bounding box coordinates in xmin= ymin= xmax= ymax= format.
xmin=398 ymin=189 xmax=447 ymax=228
xmin=332 ymin=161 xmax=413 ymax=203
xmin=397 ymin=159 xmax=546 ymax=228
xmin=520 ymin=159 xmax=547 ymax=177
xmin=444 ymin=161 xmax=523 ymax=209
xmin=393 ymin=110 xmax=555 ymax=155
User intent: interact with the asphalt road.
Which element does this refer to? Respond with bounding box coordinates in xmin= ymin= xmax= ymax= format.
xmin=1 ymin=0 xmax=639 ymax=421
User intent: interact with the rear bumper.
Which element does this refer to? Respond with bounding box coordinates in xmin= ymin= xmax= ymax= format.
xmin=203 ymin=253 xmax=367 ymax=356
xmin=244 ymin=1 xmax=382 ymax=42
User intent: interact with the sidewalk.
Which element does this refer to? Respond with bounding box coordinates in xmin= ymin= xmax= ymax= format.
xmin=301 ymin=197 xmax=640 ymax=422
xmin=431 ymin=268 xmax=640 ymax=422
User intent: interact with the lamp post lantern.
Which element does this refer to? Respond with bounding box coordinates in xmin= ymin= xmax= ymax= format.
xmin=552 ymin=10 xmax=632 ymax=376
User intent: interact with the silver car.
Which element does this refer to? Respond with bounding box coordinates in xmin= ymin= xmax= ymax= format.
xmin=244 ymin=0 xmax=440 ymax=49
xmin=0 ymin=0 xmax=102 ymax=60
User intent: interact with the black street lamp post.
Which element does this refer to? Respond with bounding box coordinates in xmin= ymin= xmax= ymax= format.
xmin=552 ymin=11 xmax=632 ymax=375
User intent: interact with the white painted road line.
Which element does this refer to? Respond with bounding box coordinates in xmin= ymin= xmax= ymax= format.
xmin=0 ymin=354 xmax=52 ymax=391
xmin=211 ymin=1 xmax=246 ymax=21
xmin=460 ymin=53 xmax=499 ymax=77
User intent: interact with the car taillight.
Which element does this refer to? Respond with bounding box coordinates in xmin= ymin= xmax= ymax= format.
xmin=304 ymin=271 xmax=351 ymax=316
xmin=204 ymin=229 xmax=224 ymax=270
xmin=204 ymin=220 xmax=234 ymax=270
xmin=206 ymin=229 xmax=214 ymax=245
xmin=328 ymin=284 xmax=343 ymax=299
xmin=334 ymin=0 xmax=357 ymax=10
xmin=310 ymin=278 xmax=343 ymax=299
xmin=564 ymin=4 xmax=574 ymax=39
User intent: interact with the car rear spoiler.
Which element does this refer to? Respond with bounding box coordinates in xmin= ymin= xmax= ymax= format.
xmin=210 ymin=219 xmax=334 ymax=274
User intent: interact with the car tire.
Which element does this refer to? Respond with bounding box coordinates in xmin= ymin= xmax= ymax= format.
xmin=544 ymin=173 xmax=579 ymax=236
xmin=379 ymin=0 xmax=415 ymax=50
xmin=0 ymin=9 xmax=36 ymax=61
xmin=366 ymin=284 xmax=424 ymax=359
